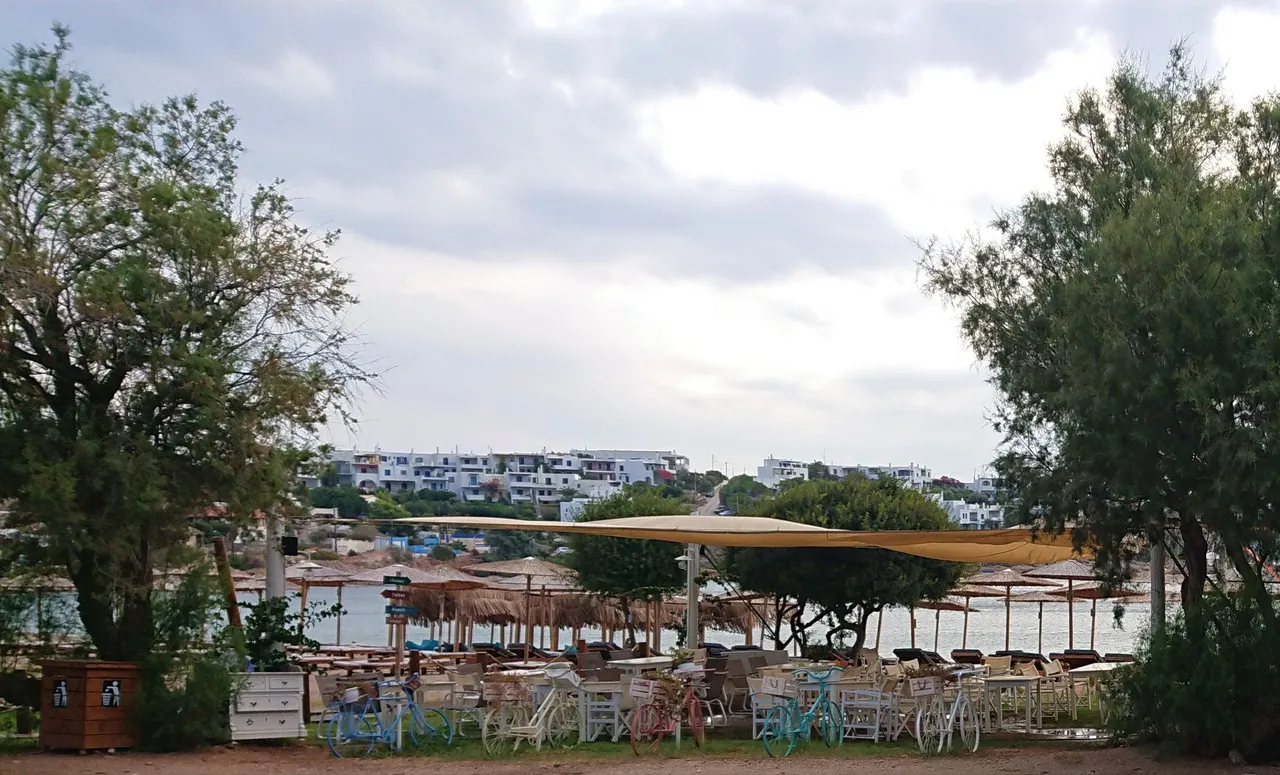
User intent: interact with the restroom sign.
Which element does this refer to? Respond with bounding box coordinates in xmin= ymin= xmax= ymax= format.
xmin=101 ymin=678 xmax=121 ymax=707
xmin=52 ymin=679 xmax=68 ymax=708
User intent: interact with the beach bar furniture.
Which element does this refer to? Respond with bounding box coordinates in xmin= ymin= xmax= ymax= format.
xmin=39 ymin=660 xmax=141 ymax=751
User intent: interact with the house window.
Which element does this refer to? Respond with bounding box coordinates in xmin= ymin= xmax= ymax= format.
xmin=443 ymin=457 xmax=450 ymax=465
xmin=384 ymin=469 xmax=391 ymax=476
xmin=545 ymin=477 xmax=551 ymax=485
xmin=562 ymin=478 xmax=568 ymax=484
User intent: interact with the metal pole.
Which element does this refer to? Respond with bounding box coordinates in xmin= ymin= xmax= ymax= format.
xmin=685 ymin=544 xmax=700 ymax=649
xmin=265 ymin=514 xmax=285 ymax=600
xmin=1151 ymin=537 xmax=1166 ymax=634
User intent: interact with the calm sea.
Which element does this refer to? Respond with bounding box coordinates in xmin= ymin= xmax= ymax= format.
xmin=282 ymin=585 xmax=1153 ymax=657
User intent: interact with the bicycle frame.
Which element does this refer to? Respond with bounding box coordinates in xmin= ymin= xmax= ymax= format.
xmin=761 ymin=667 xmax=844 ymax=757
xmin=326 ymin=676 xmax=452 ymax=757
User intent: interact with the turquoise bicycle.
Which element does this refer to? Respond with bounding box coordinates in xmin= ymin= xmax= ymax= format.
xmin=760 ymin=667 xmax=844 ymax=757
xmin=326 ymin=676 xmax=453 ymax=757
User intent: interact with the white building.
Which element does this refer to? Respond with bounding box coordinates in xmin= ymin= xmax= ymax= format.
xmin=966 ymin=474 xmax=1000 ymax=497
xmin=825 ymin=463 xmax=933 ymax=489
xmin=573 ymin=449 xmax=689 ymax=472
xmin=756 ymin=458 xmax=809 ymax=489
xmin=929 ymin=493 xmax=1005 ymax=530
xmin=317 ymin=446 xmax=682 ymax=502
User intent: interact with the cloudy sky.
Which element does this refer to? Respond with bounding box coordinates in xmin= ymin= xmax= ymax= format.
xmin=7 ymin=1 xmax=1280 ymax=479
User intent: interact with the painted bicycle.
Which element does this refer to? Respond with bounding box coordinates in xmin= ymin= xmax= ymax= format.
xmin=760 ymin=667 xmax=844 ymax=757
xmin=630 ymin=670 xmax=707 ymax=755
xmin=326 ymin=675 xmax=453 ymax=757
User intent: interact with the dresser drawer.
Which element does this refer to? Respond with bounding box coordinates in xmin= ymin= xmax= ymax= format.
xmin=267 ymin=674 xmax=303 ymax=692
xmin=229 ymin=710 xmax=304 ymax=737
xmin=235 ymin=691 xmax=301 ymax=713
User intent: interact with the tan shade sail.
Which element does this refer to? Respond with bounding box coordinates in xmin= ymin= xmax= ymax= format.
xmin=400 ymin=515 xmax=1082 ymax=564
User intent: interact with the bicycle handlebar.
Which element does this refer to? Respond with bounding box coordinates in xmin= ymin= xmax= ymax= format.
xmin=793 ymin=666 xmax=844 ymax=682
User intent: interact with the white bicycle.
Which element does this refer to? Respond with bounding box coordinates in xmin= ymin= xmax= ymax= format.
xmin=912 ymin=667 xmax=983 ymax=755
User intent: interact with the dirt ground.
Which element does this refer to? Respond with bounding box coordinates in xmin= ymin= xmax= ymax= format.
xmin=5 ymin=744 xmax=1277 ymax=775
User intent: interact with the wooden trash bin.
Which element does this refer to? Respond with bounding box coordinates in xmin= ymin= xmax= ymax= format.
xmin=39 ymin=660 xmax=141 ymax=751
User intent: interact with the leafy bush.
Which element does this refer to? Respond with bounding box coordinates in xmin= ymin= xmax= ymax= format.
xmin=136 ymin=565 xmax=235 ymax=751
xmin=309 ymin=549 xmax=340 ymax=560
xmin=1108 ymin=593 xmax=1280 ymax=761
xmin=240 ymin=594 xmax=341 ymax=673
xmin=429 ymin=544 xmax=455 ymax=561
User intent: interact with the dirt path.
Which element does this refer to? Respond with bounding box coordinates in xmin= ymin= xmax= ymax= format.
xmin=6 ymin=745 xmax=1274 ymax=775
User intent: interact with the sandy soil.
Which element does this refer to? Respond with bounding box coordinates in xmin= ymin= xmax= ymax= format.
xmin=6 ymin=744 xmax=1276 ymax=775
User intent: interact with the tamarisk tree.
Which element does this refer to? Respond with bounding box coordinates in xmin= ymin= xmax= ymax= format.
xmin=0 ymin=28 xmax=369 ymax=659
xmin=920 ymin=45 xmax=1280 ymax=612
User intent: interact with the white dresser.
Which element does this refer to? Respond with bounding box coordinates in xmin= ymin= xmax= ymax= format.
xmin=229 ymin=672 xmax=307 ymax=741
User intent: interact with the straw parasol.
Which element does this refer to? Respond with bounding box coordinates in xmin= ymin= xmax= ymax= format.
xmin=964 ymin=568 xmax=1059 ymax=650
xmin=949 ymin=584 xmax=1008 ymax=648
xmin=285 ymin=561 xmax=357 ymax=642
xmin=915 ymin=598 xmax=978 ymax=652
xmin=1010 ymin=589 xmax=1065 ymax=655
xmin=1044 ymin=580 xmax=1143 ymax=650
xmin=1023 ymin=559 xmax=1096 ymax=649
xmin=463 ymin=558 xmax=575 ymax=659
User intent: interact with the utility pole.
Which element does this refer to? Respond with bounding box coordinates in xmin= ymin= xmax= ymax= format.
xmin=684 ymin=543 xmax=700 ymax=648
xmin=265 ymin=513 xmax=285 ymax=600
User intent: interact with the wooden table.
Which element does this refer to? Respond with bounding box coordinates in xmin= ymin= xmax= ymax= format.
xmin=982 ymin=675 xmax=1042 ymax=731
xmin=609 ymin=657 xmax=674 ymax=677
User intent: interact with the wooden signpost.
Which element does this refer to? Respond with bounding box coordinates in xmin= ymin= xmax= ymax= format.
xmin=383 ymin=577 xmax=415 ymax=678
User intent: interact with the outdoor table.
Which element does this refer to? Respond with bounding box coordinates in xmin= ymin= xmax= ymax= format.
xmin=502 ymin=660 xmax=549 ymax=670
xmin=983 ymin=675 xmax=1042 ymax=731
xmin=609 ymin=656 xmax=674 ymax=677
xmin=578 ymin=680 xmax=627 ymax=742
xmin=1070 ymin=661 xmax=1121 ymax=721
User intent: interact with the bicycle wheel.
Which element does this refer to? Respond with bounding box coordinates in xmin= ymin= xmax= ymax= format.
xmin=761 ymin=706 xmax=796 ymax=758
xmin=686 ymin=696 xmax=705 ymax=747
xmin=914 ymin=700 xmax=945 ymax=755
xmin=408 ymin=706 xmax=454 ymax=748
xmin=482 ymin=708 xmax=507 ymax=756
xmin=955 ymin=693 xmax=980 ymax=753
xmin=326 ymin=711 xmax=374 ymax=758
xmin=547 ymin=702 xmax=580 ymax=748
xmin=630 ymin=702 xmax=666 ymax=755
xmin=817 ymin=700 xmax=843 ymax=747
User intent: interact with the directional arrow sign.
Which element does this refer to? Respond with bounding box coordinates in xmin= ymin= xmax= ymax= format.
xmin=383 ymin=575 xmax=411 ymax=586
xmin=385 ymin=614 xmax=408 ymax=625
xmin=385 ymin=605 xmax=417 ymax=616
xmin=381 ymin=589 xmax=408 ymax=600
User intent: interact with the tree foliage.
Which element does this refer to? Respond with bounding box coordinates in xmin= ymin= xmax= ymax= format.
xmin=0 ymin=29 xmax=368 ymax=659
xmin=719 ymin=474 xmax=769 ymax=510
xmin=920 ymin=44 xmax=1280 ymax=612
xmin=308 ymin=485 xmax=369 ymax=518
xmin=563 ymin=485 xmax=686 ymax=642
xmin=723 ymin=476 xmax=963 ymax=653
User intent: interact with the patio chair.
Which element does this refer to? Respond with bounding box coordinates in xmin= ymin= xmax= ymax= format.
xmin=724 ymin=659 xmax=752 ymax=713
xmin=841 ymin=687 xmax=896 ymax=742
xmin=983 ymin=654 xmax=1012 ymax=676
xmin=1050 ymin=649 xmax=1102 ymax=669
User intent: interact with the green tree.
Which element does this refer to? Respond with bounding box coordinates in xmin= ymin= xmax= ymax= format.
xmin=919 ymin=45 xmax=1280 ymax=611
xmin=308 ymin=486 xmax=369 ymax=518
xmin=347 ymin=524 xmax=379 ymax=542
xmin=485 ymin=528 xmax=543 ymax=561
xmin=720 ymin=474 xmax=769 ymax=511
xmin=723 ymin=476 xmax=963 ymax=653
xmin=806 ymin=460 xmax=833 ymax=481
xmin=563 ymin=486 xmax=686 ymax=644
xmin=0 ymin=29 xmax=368 ymax=660
xmin=429 ymin=544 xmax=454 ymax=561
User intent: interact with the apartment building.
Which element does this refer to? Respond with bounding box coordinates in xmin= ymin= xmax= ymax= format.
xmin=928 ymin=493 xmax=1006 ymax=529
xmin=314 ymin=447 xmax=679 ymax=501
xmin=756 ymin=458 xmax=809 ymax=489
xmin=825 ymin=463 xmax=933 ymax=488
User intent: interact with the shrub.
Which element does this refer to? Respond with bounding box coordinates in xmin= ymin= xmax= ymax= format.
xmin=1108 ymin=593 xmax=1280 ymax=761
xmin=429 ymin=544 xmax=455 ymax=561
xmin=309 ymin=549 xmax=340 ymax=560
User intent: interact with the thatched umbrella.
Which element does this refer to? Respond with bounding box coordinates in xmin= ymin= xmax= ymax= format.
xmin=949 ymin=584 xmax=1008 ymax=648
xmin=463 ymin=558 xmax=575 ymax=659
xmin=1023 ymin=559 xmax=1095 ymax=649
xmin=285 ymin=561 xmax=353 ymax=640
xmin=1045 ymin=580 xmax=1143 ymax=650
xmin=915 ymin=598 xmax=978 ymax=652
xmin=1010 ymin=589 xmax=1065 ymax=655
xmin=964 ymin=568 xmax=1059 ymax=650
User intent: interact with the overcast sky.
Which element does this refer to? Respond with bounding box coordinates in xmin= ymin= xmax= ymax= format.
xmin=7 ymin=1 xmax=1280 ymax=478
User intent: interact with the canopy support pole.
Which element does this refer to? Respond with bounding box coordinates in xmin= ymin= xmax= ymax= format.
xmin=685 ymin=543 xmax=700 ymax=650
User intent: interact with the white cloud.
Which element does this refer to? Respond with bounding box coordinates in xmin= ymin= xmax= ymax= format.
xmin=241 ymin=51 xmax=334 ymax=100
xmin=329 ymin=233 xmax=993 ymax=475
xmin=635 ymin=31 xmax=1117 ymax=236
xmin=1213 ymin=4 xmax=1280 ymax=105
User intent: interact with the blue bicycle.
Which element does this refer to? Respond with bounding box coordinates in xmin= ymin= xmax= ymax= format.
xmin=326 ymin=676 xmax=453 ymax=757
xmin=760 ymin=667 xmax=844 ymax=757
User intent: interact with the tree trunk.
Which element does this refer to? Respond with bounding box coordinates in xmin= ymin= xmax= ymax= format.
xmin=1180 ymin=518 xmax=1208 ymax=610
xmin=68 ymin=545 xmax=154 ymax=662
